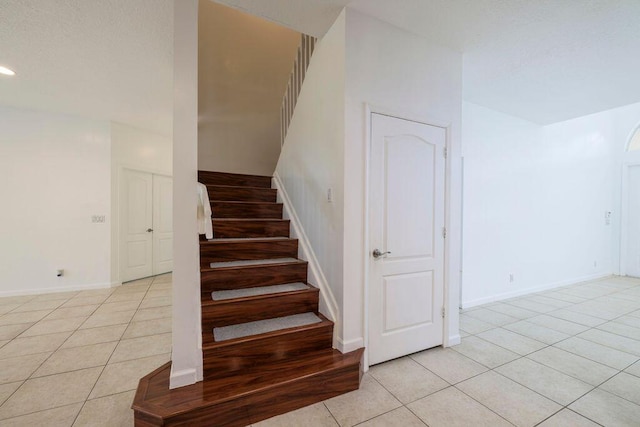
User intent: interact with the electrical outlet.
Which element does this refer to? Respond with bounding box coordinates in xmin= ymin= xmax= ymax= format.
xmin=92 ymin=215 xmax=106 ymax=223
xmin=509 ymin=273 xmax=514 ymax=283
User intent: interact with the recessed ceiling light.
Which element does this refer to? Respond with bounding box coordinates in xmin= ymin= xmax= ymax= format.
xmin=0 ymin=66 xmax=16 ymax=76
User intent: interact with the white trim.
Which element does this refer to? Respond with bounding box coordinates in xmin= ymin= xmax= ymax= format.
xmin=169 ymin=368 xmax=198 ymax=390
xmin=0 ymin=281 xmax=118 ymax=297
xmin=363 ymin=105 xmax=455 ymax=369
xmin=336 ymin=336 xmax=364 ymax=354
xmin=620 ymin=161 xmax=640 ymax=276
xmin=272 ymin=173 xmax=341 ymax=347
xmin=461 ymin=273 xmax=613 ymax=309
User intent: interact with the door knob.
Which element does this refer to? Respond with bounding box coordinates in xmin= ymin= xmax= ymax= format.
xmin=372 ymin=248 xmax=391 ymax=259
xmin=146 ymin=228 xmax=153 ymax=232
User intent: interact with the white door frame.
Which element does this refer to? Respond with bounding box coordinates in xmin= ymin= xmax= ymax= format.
xmin=363 ymin=104 xmax=454 ymax=369
xmin=119 ymin=167 xmax=173 ymax=282
xmin=620 ymin=161 xmax=640 ymax=276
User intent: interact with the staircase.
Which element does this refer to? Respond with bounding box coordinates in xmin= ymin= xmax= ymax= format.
xmin=133 ymin=171 xmax=364 ymax=427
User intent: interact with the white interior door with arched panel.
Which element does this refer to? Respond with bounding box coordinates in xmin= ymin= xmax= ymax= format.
xmin=368 ymin=113 xmax=446 ymax=365
xmin=121 ymin=169 xmax=173 ymax=282
xmin=623 ymin=164 xmax=640 ymax=278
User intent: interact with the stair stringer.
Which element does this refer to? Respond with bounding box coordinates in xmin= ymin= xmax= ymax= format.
xmin=272 ymin=172 xmax=341 ymax=349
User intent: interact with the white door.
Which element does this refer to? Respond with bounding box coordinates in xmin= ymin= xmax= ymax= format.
xmin=368 ymin=113 xmax=446 ymax=365
xmin=121 ymin=170 xmax=173 ymax=282
xmin=152 ymin=175 xmax=173 ymax=275
xmin=122 ymin=169 xmax=154 ymax=282
xmin=626 ymin=166 xmax=640 ymax=277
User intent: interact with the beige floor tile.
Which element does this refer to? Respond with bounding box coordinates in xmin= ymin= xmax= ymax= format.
xmin=0 ymin=305 xmax=21 ymax=316
xmin=33 ymin=342 xmax=117 ymax=377
xmin=324 ymin=375 xmax=401 ymax=427
xmin=546 ymin=309 xmax=606 ymax=327
xmin=451 ymin=336 xmax=519 ymax=368
xmin=0 ymin=403 xmax=82 ymax=427
xmin=465 ymin=308 xmax=519 ymax=326
xmin=598 ymin=321 xmax=640 ymax=341
xmin=477 ymin=328 xmax=546 ymax=356
xmin=558 ymin=285 xmax=613 ymax=299
xmin=614 ymin=315 xmax=640 ymax=329
xmin=410 ymin=347 xmax=487 ymax=384
xmin=526 ymin=314 xmax=590 ymax=335
xmin=503 ymin=321 xmax=570 ymax=345
xmin=0 ymin=323 xmax=33 ymax=340
xmin=566 ymin=303 xmax=620 ymax=321
xmin=145 ymin=289 xmax=171 ymax=299
xmin=92 ymin=301 xmax=141 ymax=314
xmin=578 ymin=329 xmax=640 ymax=356
xmin=89 ymin=353 xmax=170 ymax=398
xmin=109 ymin=333 xmax=172 ymax=364
xmin=625 ymin=360 xmax=640 ymax=377
xmin=407 ymin=386 xmax=512 ymax=427
xmin=74 ymin=289 xmax=113 ymax=298
xmin=61 ymin=324 xmax=127 ymax=349
xmin=484 ymin=303 xmax=538 ymax=319
xmin=151 ymin=273 xmax=172 ymax=284
xmin=44 ymin=305 xmax=99 ymax=320
xmin=61 ymin=296 xmax=110 ymax=308
xmin=0 ymin=310 xmax=53 ymax=326
xmin=554 ymin=337 xmax=639 ymax=370
xmin=0 ymin=296 xmax=35 ymax=305
xmin=528 ymin=347 xmax=618 ymax=385
xmin=104 ymin=292 xmax=145 ymax=304
xmin=112 ymin=284 xmax=150 ymax=295
xmin=540 ymin=291 xmax=588 ymax=304
xmin=537 ymin=409 xmax=600 ymax=427
xmin=131 ymin=306 xmax=171 ymax=322
xmin=355 ymin=406 xmax=426 ymax=427
xmin=495 ymin=358 xmax=592 ymax=405
xmin=20 ymin=316 xmax=87 ymax=337
xmin=138 ymin=296 xmax=171 ymax=309
xmin=369 ymin=357 xmax=448 ymax=404
xmin=73 ymin=390 xmax=135 ymax=427
xmin=253 ymin=403 xmax=338 ymax=427
xmin=0 ymin=382 xmax=21 ymax=406
xmin=459 ymin=315 xmax=494 ymax=334
xmin=31 ymin=291 xmax=79 ymax=302
xmin=149 ymin=281 xmax=172 ymax=291
xmin=0 ymin=332 xmax=70 ymax=359
xmin=600 ymin=372 xmax=640 ymax=405
xmin=0 ymin=352 xmax=50 ymax=384
xmin=10 ymin=299 xmax=65 ymax=313
xmin=79 ymin=310 xmax=136 ymax=330
xmin=504 ymin=299 xmax=554 ymax=313
xmin=528 ymin=295 xmax=573 ymax=309
xmin=457 ymin=371 xmax=561 ymax=427
xmin=122 ymin=317 xmax=171 ymax=340
xmin=0 ymin=341 xmax=7 ymax=349
xmin=570 ymin=388 xmax=640 ymax=427
xmin=0 ymin=367 xmax=102 ymax=420
xmin=122 ymin=277 xmax=154 ymax=287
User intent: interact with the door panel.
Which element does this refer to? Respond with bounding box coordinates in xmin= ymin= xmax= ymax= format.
xmin=122 ymin=170 xmax=153 ymax=281
xmin=153 ymin=175 xmax=174 ymax=275
xmin=626 ymin=166 xmax=640 ymax=277
xmin=369 ymin=113 xmax=446 ymax=365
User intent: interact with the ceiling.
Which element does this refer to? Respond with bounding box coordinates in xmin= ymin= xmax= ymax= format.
xmin=0 ymin=0 xmax=173 ymax=135
xmin=1 ymin=1 xmax=639 ymax=131
xmin=217 ymin=0 xmax=640 ymax=125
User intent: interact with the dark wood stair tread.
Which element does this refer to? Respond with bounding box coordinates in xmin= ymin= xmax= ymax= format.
xmin=198 ymin=170 xmax=272 ymax=188
xmin=133 ymin=348 xmax=363 ymax=425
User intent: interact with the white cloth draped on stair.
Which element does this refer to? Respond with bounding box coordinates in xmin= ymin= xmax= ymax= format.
xmin=197 ymin=182 xmax=213 ymax=239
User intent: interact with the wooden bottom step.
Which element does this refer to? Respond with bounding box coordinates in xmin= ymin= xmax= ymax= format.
xmin=133 ymin=348 xmax=364 ymax=427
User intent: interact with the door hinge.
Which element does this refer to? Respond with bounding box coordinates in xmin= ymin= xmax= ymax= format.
xmin=442 ymin=227 xmax=447 ymax=239
xmin=443 ymin=146 xmax=448 ymax=158
xmin=441 ymin=307 xmax=445 ymax=318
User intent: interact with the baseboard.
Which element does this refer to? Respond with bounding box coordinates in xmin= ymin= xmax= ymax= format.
xmin=272 ymin=173 xmax=341 ymax=345
xmin=336 ymin=336 xmax=364 ymax=354
xmin=445 ymin=334 xmax=461 ymax=347
xmin=461 ymin=272 xmax=613 ymax=309
xmin=0 ymin=281 xmax=115 ymax=298
xmin=169 ymin=367 xmax=198 ymax=389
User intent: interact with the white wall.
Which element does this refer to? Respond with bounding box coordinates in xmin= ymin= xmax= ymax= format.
xmin=110 ymin=122 xmax=173 ymax=284
xmin=0 ymin=106 xmax=112 ymax=296
xmin=275 ymin=11 xmax=346 ymax=329
xmin=343 ymin=9 xmax=463 ymax=350
xmin=461 ymin=101 xmax=634 ymax=307
xmin=170 ymin=0 xmax=202 ymax=389
xmin=198 ymin=0 xmax=300 ymax=176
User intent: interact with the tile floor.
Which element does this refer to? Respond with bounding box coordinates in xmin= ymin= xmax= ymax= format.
xmin=1 ymin=275 xmax=640 ymax=426
xmin=0 ymin=274 xmax=171 ymax=426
